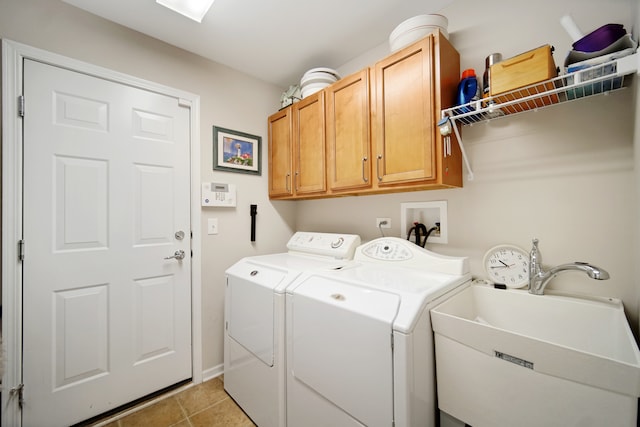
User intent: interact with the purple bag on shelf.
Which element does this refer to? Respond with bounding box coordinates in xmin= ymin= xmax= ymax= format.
xmin=572 ymin=23 xmax=626 ymax=53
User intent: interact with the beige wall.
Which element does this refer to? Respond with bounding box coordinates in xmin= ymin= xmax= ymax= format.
xmin=0 ymin=0 xmax=297 ymax=374
xmin=1 ymin=0 xmax=638 ymax=378
xmin=301 ymin=0 xmax=640 ymax=332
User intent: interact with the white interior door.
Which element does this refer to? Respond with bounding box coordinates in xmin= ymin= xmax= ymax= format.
xmin=21 ymin=59 xmax=192 ymax=427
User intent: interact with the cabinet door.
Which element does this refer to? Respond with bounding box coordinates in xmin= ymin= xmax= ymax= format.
xmin=326 ymin=69 xmax=371 ymax=192
xmin=374 ymin=36 xmax=436 ymax=185
xmin=268 ymin=108 xmax=293 ymax=198
xmin=292 ymin=92 xmax=326 ymax=196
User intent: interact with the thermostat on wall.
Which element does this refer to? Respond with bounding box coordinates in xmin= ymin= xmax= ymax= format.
xmin=202 ymin=182 xmax=236 ymax=207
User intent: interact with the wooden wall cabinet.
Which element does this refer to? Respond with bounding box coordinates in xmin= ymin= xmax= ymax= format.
xmin=268 ymin=107 xmax=293 ymax=198
xmin=371 ymin=32 xmax=462 ymax=191
xmin=326 ymin=68 xmax=372 ymax=193
xmin=269 ymin=31 xmax=461 ymax=200
xmin=374 ymin=37 xmax=437 ymax=185
xmin=268 ymin=91 xmax=326 ymax=199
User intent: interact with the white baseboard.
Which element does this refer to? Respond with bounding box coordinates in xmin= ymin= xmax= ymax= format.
xmin=202 ymin=363 xmax=224 ymax=382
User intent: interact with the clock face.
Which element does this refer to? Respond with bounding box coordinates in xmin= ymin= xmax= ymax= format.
xmin=483 ymin=245 xmax=530 ymax=288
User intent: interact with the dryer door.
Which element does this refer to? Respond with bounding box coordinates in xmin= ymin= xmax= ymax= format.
xmin=289 ymin=274 xmax=400 ymax=427
xmin=226 ymin=261 xmax=292 ymax=366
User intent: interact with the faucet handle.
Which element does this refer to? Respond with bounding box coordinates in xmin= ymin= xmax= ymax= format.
xmin=531 ymin=238 xmax=540 ymax=257
xmin=530 ymin=238 xmax=541 ymax=276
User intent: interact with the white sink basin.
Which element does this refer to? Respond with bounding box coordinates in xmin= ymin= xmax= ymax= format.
xmin=431 ymin=285 xmax=640 ymax=427
xmin=432 ymin=284 xmax=640 ymax=396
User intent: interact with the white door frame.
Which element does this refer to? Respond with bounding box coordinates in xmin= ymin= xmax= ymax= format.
xmin=1 ymin=39 xmax=203 ymax=427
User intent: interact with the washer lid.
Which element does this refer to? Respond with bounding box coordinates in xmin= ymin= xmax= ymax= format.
xmin=289 ymin=264 xmax=471 ymax=333
xmin=292 ymin=274 xmax=400 ymax=323
xmin=226 ymin=253 xmax=353 ymax=293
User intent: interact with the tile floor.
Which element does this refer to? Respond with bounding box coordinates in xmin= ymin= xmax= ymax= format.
xmin=93 ymin=377 xmax=256 ymax=427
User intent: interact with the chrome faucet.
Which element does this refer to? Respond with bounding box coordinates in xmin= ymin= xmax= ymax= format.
xmin=528 ymin=238 xmax=610 ymax=295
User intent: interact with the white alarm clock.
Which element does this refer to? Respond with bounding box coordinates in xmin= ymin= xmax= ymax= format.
xmin=483 ymin=244 xmax=530 ymax=288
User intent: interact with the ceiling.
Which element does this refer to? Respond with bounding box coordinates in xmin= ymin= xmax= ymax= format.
xmin=61 ymin=0 xmax=454 ymax=88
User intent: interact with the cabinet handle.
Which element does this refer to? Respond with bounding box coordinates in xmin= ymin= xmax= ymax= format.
xmin=295 ymin=171 xmax=299 ymax=191
xmin=376 ymin=154 xmax=383 ymax=182
xmin=286 ymin=173 xmax=291 ymax=193
xmin=362 ymin=157 xmax=368 ymax=183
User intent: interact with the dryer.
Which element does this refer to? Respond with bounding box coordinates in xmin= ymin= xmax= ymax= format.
xmin=285 ymin=237 xmax=471 ymax=427
xmin=224 ymin=231 xmax=361 ymax=427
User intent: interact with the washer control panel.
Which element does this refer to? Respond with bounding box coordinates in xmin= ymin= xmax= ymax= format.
xmin=287 ymin=232 xmax=361 ymax=259
xmin=360 ymin=239 xmax=414 ymax=261
xmin=355 ymin=237 xmax=470 ymax=275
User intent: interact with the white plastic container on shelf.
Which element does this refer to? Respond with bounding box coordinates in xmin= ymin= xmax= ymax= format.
xmin=389 ymin=14 xmax=448 ymax=52
xmin=300 ymin=67 xmax=340 ymax=98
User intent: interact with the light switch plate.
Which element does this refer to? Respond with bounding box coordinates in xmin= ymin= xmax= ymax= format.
xmin=207 ymin=218 xmax=219 ymax=235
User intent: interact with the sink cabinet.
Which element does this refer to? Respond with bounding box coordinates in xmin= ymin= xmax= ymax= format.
xmin=269 ymin=31 xmax=462 ymax=200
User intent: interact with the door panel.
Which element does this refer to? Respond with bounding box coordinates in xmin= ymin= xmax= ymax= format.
xmin=22 ymin=59 xmax=192 ymax=427
xmin=53 ymin=285 xmax=109 ymax=389
xmin=54 ymin=156 xmax=109 ymax=250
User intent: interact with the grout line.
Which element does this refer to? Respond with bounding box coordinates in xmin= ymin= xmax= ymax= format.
xmin=174 ymin=390 xmax=191 ymax=427
xmin=187 ymin=395 xmax=231 ymax=419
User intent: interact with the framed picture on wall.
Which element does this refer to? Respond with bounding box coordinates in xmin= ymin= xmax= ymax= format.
xmin=213 ymin=125 xmax=262 ymax=175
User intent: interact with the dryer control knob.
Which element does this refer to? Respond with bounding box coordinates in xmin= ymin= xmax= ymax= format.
xmin=331 ymin=237 xmax=344 ymax=248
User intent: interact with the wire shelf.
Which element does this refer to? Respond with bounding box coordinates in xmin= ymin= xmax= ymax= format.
xmin=442 ymin=52 xmax=638 ymax=126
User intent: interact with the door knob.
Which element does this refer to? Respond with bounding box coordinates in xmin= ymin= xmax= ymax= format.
xmin=164 ymin=250 xmax=186 ymax=260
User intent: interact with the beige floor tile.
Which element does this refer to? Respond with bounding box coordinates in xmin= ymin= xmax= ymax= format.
xmin=168 ymin=420 xmax=191 ymax=427
xmin=119 ymin=396 xmax=186 ymax=427
xmin=189 ymin=398 xmax=255 ymax=427
xmin=175 ymin=377 xmax=228 ymax=416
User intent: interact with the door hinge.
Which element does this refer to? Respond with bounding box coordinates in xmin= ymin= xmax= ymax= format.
xmin=18 ymin=95 xmax=25 ymax=117
xmin=390 ymin=333 xmax=394 ymax=350
xmin=18 ymin=239 xmax=25 ymax=261
xmin=10 ymin=383 xmax=25 ymax=409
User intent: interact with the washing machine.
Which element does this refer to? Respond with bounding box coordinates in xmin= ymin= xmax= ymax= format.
xmin=285 ymin=237 xmax=471 ymax=427
xmin=224 ymin=231 xmax=361 ymax=427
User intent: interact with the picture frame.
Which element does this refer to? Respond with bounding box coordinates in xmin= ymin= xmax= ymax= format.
xmin=213 ymin=125 xmax=262 ymax=175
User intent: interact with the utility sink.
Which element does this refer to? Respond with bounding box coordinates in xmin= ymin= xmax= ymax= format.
xmin=431 ymin=284 xmax=640 ymax=427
